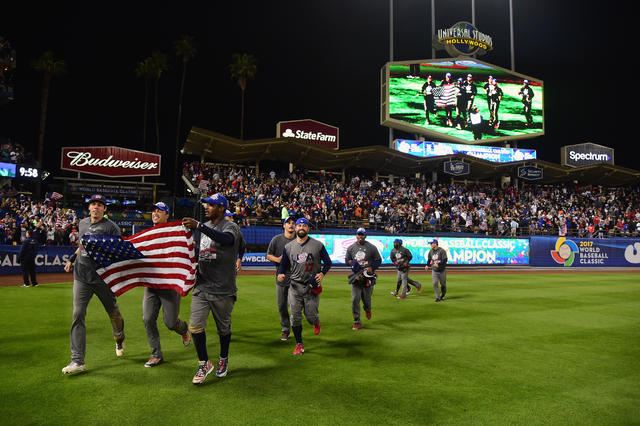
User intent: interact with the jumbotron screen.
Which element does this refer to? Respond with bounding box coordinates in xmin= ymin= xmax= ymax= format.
xmin=381 ymin=58 xmax=544 ymax=144
xmin=395 ymin=139 xmax=536 ymax=162
xmin=310 ymin=234 xmax=529 ymax=265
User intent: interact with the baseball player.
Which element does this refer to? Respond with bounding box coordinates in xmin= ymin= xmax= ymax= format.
xmin=420 ymin=75 xmax=437 ymax=124
xmin=141 ymin=202 xmax=191 ymax=368
xmin=462 ymin=74 xmax=477 ymax=124
xmin=390 ymin=238 xmax=422 ymax=298
xmin=440 ymin=72 xmax=455 ymax=127
xmin=345 ymin=228 xmax=381 ymax=330
xmin=425 ymin=239 xmax=448 ymax=302
xmin=518 ymin=79 xmax=535 ymax=126
xmin=487 ymin=77 xmax=503 ymax=129
xmin=277 ymin=217 xmax=332 ymax=355
xmin=19 ymin=229 xmax=39 ymax=287
xmin=266 ymin=216 xmax=296 ymax=340
xmin=62 ymin=194 xmax=125 ymax=374
xmin=225 ymin=210 xmax=246 ymax=273
xmin=182 ymin=193 xmax=242 ymax=384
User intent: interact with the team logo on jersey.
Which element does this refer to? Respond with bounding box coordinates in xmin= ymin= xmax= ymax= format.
xmin=550 ymin=237 xmax=579 ymax=266
xmin=296 ymin=252 xmax=314 ymax=263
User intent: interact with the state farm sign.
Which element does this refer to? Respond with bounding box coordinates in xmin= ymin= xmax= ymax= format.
xmin=61 ymin=146 xmax=161 ymax=177
xmin=276 ymin=119 xmax=339 ymax=150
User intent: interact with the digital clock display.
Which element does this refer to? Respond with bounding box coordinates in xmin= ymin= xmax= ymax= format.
xmin=17 ymin=165 xmax=40 ymax=179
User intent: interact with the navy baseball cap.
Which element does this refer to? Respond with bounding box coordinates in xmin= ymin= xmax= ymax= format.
xmin=88 ymin=194 xmax=106 ymax=205
xmin=356 ymin=227 xmax=366 ymax=235
xmin=201 ymin=193 xmax=228 ymax=209
xmin=394 ymin=238 xmax=402 ymax=244
xmin=153 ymin=202 xmax=170 ymax=214
xmin=429 ymin=239 xmax=439 ymax=245
xmin=225 ymin=210 xmax=234 ymax=217
xmin=523 ymin=79 xmax=529 ymax=84
xmin=445 ymin=72 xmax=451 ymax=78
xmin=283 ymin=216 xmax=296 ymax=224
xmin=295 ymin=217 xmax=311 ymax=226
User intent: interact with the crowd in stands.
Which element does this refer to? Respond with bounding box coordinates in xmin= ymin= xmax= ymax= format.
xmin=0 ymin=194 xmax=80 ymax=246
xmin=184 ymin=161 xmax=640 ymax=238
xmin=1 ymin=137 xmax=31 ymax=164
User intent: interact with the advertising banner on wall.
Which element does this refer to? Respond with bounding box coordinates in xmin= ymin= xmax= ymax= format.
xmin=0 ymin=245 xmax=76 ymax=275
xmin=561 ymin=143 xmax=614 ymax=168
xmin=530 ymin=236 xmax=640 ymax=267
xmin=311 ymin=234 xmax=529 ymax=265
xmin=276 ymin=119 xmax=339 ymax=150
xmin=61 ymin=146 xmax=161 ymax=177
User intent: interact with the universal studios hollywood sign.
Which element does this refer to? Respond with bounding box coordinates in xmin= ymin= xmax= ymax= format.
xmin=434 ymin=22 xmax=494 ymax=56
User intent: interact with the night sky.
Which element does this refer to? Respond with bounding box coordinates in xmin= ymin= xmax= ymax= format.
xmin=0 ymin=1 xmax=634 ymax=182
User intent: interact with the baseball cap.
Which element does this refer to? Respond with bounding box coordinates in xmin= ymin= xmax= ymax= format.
xmin=201 ymin=193 xmax=228 ymax=209
xmin=467 ymin=74 xmax=472 ymax=78
xmin=356 ymin=227 xmax=366 ymax=235
xmin=393 ymin=238 xmax=402 ymax=244
xmin=153 ymin=202 xmax=170 ymax=214
xmin=88 ymin=194 xmax=106 ymax=205
xmin=429 ymin=239 xmax=439 ymax=245
xmin=225 ymin=210 xmax=234 ymax=217
xmin=295 ymin=217 xmax=311 ymax=226
xmin=523 ymin=79 xmax=529 ymax=84
xmin=283 ymin=216 xmax=296 ymax=224
xmin=445 ymin=72 xmax=451 ymax=78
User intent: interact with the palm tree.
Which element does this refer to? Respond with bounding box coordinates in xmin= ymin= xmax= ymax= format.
xmin=32 ymin=51 xmax=67 ymax=198
xmin=135 ymin=57 xmax=154 ymax=151
xmin=173 ymin=35 xmax=197 ymax=192
xmin=229 ymin=53 xmax=257 ymax=140
xmin=148 ymin=51 xmax=168 ymax=153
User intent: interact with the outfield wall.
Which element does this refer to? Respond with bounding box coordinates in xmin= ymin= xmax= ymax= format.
xmin=2 ymin=236 xmax=639 ymax=274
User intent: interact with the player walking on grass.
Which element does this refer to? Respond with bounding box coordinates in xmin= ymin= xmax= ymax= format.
xmin=518 ymin=79 xmax=535 ymax=126
xmin=390 ymin=238 xmax=422 ymax=298
xmin=62 ymin=194 xmax=125 ymax=374
xmin=141 ymin=202 xmax=191 ymax=368
xmin=266 ymin=216 xmax=296 ymax=341
xmin=182 ymin=194 xmax=242 ymax=384
xmin=345 ymin=228 xmax=381 ymax=330
xmin=420 ymin=75 xmax=437 ymax=125
xmin=277 ymin=218 xmax=332 ymax=355
xmin=425 ymin=239 xmax=448 ymax=302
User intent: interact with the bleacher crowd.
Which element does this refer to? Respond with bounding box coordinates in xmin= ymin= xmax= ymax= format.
xmin=184 ymin=161 xmax=640 ymax=238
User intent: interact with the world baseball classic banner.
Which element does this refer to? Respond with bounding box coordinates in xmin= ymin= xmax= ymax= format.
xmin=530 ymin=236 xmax=640 ymax=267
xmin=0 ymin=245 xmax=77 ymax=275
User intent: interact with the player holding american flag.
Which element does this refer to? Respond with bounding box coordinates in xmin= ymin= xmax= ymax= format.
xmin=140 ymin=202 xmax=191 ymax=368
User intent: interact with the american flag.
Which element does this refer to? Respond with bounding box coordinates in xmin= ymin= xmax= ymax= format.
xmin=45 ymin=191 xmax=63 ymax=201
xmin=81 ymin=221 xmax=196 ymax=296
xmin=432 ymin=83 xmax=458 ymax=108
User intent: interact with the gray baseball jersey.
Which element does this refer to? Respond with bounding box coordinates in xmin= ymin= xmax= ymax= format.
xmin=75 ymin=216 xmax=121 ymax=284
xmin=427 ymin=247 xmax=448 ymax=272
xmin=280 ymin=237 xmax=331 ymax=284
xmin=390 ymin=246 xmax=412 ymax=266
xmin=195 ymin=219 xmax=241 ymax=295
xmin=267 ymin=233 xmax=295 ymax=285
xmin=345 ymin=241 xmax=382 ymax=270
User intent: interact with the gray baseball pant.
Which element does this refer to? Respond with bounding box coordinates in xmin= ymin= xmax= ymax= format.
xmin=142 ymin=287 xmax=188 ymax=358
xmin=70 ymin=279 xmax=124 ymax=365
xmin=288 ymin=282 xmax=319 ymax=326
xmin=432 ymin=270 xmax=447 ymax=299
xmin=275 ymin=280 xmax=291 ymax=334
xmin=351 ymin=285 xmax=373 ymax=324
xmin=189 ymin=292 xmax=236 ymax=336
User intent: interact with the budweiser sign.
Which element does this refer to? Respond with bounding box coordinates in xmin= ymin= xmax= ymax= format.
xmin=276 ymin=119 xmax=339 ymax=150
xmin=61 ymin=146 xmax=161 ymax=177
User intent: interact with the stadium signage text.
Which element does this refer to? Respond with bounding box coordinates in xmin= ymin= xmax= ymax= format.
xmin=443 ymin=160 xmax=469 ymax=175
xmin=561 ymin=143 xmax=614 ymax=168
xmin=434 ymin=22 xmax=493 ymax=56
xmin=61 ymin=146 xmax=161 ymax=177
xmin=517 ymin=165 xmax=543 ymax=180
xmin=276 ymin=119 xmax=339 ymax=150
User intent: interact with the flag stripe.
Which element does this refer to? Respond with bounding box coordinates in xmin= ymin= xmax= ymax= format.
xmin=85 ymin=220 xmax=196 ymax=296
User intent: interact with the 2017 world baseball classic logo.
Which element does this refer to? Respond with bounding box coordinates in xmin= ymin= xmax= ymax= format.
xmin=550 ymin=237 xmax=580 ymax=266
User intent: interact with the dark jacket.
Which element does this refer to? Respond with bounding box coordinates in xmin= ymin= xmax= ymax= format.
xmin=19 ymin=238 xmax=40 ymax=264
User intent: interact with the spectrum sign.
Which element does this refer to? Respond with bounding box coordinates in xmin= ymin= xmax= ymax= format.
xmin=395 ymin=139 xmax=536 ymax=163
xmin=276 ymin=119 xmax=339 ymax=150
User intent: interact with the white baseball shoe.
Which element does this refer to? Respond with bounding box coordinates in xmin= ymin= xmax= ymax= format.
xmin=62 ymin=362 xmax=86 ymax=374
xmin=116 ymin=341 xmax=125 ymax=357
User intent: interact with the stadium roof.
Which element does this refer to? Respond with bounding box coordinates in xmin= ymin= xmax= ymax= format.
xmin=183 ymin=127 xmax=640 ymax=186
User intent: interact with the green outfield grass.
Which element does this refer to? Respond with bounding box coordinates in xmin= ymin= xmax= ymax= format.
xmin=1 ymin=272 xmax=639 ymax=425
